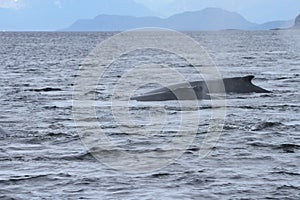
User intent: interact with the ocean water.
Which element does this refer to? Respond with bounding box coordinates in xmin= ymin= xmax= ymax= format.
xmin=0 ymin=30 xmax=299 ymax=199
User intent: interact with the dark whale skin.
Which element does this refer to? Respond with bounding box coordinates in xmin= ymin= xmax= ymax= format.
xmin=131 ymin=75 xmax=271 ymax=101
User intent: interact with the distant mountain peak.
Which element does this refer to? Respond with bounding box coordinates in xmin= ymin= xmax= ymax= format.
xmin=65 ymin=7 xmax=258 ymax=31
xmin=63 ymin=7 xmax=297 ymax=31
xmin=295 ymin=14 xmax=300 ymax=27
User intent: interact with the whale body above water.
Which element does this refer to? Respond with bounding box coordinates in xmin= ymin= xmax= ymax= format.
xmin=131 ymin=75 xmax=271 ymax=101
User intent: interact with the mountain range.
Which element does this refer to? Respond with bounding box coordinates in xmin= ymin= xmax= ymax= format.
xmin=0 ymin=0 xmax=298 ymax=31
xmin=64 ymin=8 xmax=296 ymax=31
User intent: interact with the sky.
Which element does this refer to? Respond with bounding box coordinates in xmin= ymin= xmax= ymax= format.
xmin=0 ymin=0 xmax=299 ymax=30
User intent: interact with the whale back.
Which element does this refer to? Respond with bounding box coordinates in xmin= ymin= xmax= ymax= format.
xmin=131 ymin=85 xmax=205 ymax=101
xmin=131 ymin=75 xmax=271 ymax=101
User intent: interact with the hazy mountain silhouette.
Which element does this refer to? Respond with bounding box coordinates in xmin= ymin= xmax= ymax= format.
xmin=253 ymin=20 xmax=294 ymax=30
xmin=0 ymin=2 xmax=297 ymax=31
xmin=65 ymin=8 xmax=256 ymax=31
xmin=294 ymin=14 xmax=300 ymax=28
xmin=64 ymin=8 xmax=297 ymax=31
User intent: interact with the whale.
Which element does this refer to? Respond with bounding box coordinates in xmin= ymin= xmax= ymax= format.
xmin=131 ymin=75 xmax=271 ymax=101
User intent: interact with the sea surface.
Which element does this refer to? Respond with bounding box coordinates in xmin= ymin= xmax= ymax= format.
xmin=0 ymin=30 xmax=299 ymax=199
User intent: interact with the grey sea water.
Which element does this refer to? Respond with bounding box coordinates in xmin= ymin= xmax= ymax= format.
xmin=0 ymin=30 xmax=299 ymax=199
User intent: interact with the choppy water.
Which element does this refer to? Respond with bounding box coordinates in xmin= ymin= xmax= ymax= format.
xmin=0 ymin=30 xmax=299 ymax=199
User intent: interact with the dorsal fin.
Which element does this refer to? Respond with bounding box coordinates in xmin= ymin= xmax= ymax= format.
xmin=242 ymin=75 xmax=255 ymax=82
